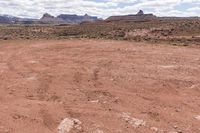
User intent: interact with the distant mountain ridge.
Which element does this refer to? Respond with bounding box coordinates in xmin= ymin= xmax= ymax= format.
xmin=39 ymin=13 xmax=99 ymax=24
xmin=0 ymin=10 xmax=200 ymax=24
xmin=0 ymin=15 xmax=38 ymax=24
xmin=0 ymin=15 xmax=19 ymax=24
xmin=57 ymin=14 xmax=98 ymax=24
xmin=0 ymin=13 xmax=100 ymax=24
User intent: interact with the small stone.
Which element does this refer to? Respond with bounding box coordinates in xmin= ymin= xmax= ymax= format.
xmin=173 ymin=125 xmax=178 ymax=129
xmin=195 ymin=115 xmax=200 ymax=121
xmin=103 ymin=101 xmax=107 ymax=104
xmin=132 ymin=119 xmax=146 ymax=128
xmin=57 ymin=118 xmax=81 ymax=133
xmin=177 ymin=130 xmax=183 ymax=133
xmin=150 ymin=127 xmax=158 ymax=132
xmin=90 ymin=100 xmax=99 ymax=103
xmin=175 ymin=108 xmax=181 ymax=112
xmin=114 ymin=97 xmax=119 ymax=103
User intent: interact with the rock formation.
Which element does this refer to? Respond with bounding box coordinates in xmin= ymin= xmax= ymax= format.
xmin=106 ymin=10 xmax=157 ymax=22
xmin=40 ymin=13 xmax=55 ymax=20
xmin=57 ymin=14 xmax=99 ymax=24
xmin=137 ymin=10 xmax=144 ymax=15
xmin=39 ymin=13 xmax=64 ymax=24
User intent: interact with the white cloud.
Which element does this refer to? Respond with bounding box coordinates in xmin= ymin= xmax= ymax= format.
xmin=0 ymin=0 xmax=199 ymax=18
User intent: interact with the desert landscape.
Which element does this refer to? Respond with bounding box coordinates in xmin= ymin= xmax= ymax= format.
xmin=0 ymin=8 xmax=200 ymax=133
xmin=1 ymin=18 xmax=200 ymax=46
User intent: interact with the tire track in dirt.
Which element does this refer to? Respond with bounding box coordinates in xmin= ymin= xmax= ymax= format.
xmin=40 ymin=109 xmax=56 ymax=133
xmin=5 ymin=46 xmax=55 ymax=103
xmin=36 ymin=72 xmax=53 ymax=101
xmin=7 ymin=51 xmax=25 ymax=76
xmin=1 ymin=40 xmax=200 ymax=133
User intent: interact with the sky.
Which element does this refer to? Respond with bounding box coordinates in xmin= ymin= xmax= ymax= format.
xmin=0 ymin=0 xmax=200 ymax=19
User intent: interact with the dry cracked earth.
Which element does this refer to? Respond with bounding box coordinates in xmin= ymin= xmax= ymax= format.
xmin=0 ymin=39 xmax=200 ymax=133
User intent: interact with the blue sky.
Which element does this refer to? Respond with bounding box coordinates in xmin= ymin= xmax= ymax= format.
xmin=0 ymin=0 xmax=200 ymax=18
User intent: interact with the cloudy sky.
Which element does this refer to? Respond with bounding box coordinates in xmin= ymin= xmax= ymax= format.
xmin=0 ymin=0 xmax=200 ymax=19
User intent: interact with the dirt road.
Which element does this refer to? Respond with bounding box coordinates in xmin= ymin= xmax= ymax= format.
xmin=0 ymin=39 xmax=200 ymax=133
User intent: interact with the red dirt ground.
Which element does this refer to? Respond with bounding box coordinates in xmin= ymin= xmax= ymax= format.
xmin=0 ymin=39 xmax=200 ymax=133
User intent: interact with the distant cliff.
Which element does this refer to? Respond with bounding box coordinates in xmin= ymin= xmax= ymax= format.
xmin=106 ymin=10 xmax=200 ymax=22
xmin=106 ymin=10 xmax=157 ymax=22
xmin=38 ymin=13 xmax=99 ymax=24
xmin=39 ymin=13 xmax=64 ymax=24
xmin=57 ymin=14 xmax=98 ymax=24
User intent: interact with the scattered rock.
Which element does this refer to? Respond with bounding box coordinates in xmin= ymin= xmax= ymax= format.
xmin=121 ymin=113 xmax=146 ymax=128
xmin=57 ymin=118 xmax=82 ymax=133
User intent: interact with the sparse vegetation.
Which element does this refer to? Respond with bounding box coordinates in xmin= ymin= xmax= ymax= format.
xmin=0 ymin=19 xmax=200 ymax=45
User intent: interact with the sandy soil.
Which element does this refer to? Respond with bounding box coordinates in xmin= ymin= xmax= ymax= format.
xmin=0 ymin=39 xmax=200 ymax=133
